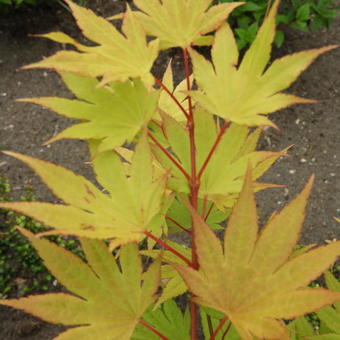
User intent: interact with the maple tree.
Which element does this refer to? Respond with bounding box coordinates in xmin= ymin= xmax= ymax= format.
xmin=0 ymin=0 xmax=339 ymax=339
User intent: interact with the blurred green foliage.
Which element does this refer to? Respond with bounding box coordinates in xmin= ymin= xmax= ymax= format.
xmin=218 ymin=0 xmax=339 ymax=49
xmin=0 ymin=176 xmax=83 ymax=299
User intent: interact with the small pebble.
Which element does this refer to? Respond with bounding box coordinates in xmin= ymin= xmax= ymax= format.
xmin=284 ymin=188 xmax=289 ymax=197
xmin=289 ymin=169 xmax=296 ymax=174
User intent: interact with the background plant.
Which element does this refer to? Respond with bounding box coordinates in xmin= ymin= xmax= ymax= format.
xmin=0 ymin=0 xmax=339 ymax=339
xmin=217 ymin=0 xmax=339 ymax=48
xmin=0 ymin=176 xmax=83 ymax=299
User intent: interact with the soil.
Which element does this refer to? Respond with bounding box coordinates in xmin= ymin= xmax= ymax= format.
xmin=0 ymin=1 xmax=339 ymax=339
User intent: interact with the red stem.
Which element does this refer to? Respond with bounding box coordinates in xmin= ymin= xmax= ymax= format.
xmin=154 ymin=77 xmax=190 ymax=120
xmin=182 ymin=47 xmax=199 ymax=340
xmin=148 ymin=132 xmax=190 ymax=180
xmin=210 ymin=317 xmax=229 ymax=340
xmin=165 ymin=215 xmax=192 ymax=235
xmin=139 ymin=319 xmax=170 ymax=340
xmin=198 ymin=121 xmax=229 ymax=180
xmin=144 ymin=231 xmax=192 ymax=266
xmin=182 ymin=48 xmax=193 ymax=116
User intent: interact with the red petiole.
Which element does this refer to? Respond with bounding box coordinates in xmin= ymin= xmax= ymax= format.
xmin=210 ymin=316 xmax=229 ymax=340
xmin=148 ymin=132 xmax=190 ymax=181
xmin=154 ymin=77 xmax=190 ymax=120
xmin=144 ymin=231 xmax=193 ymax=267
xmin=165 ymin=215 xmax=192 ymax=235
xmin=198 ymin=121 xmax=229 ymax=180
xmin=139 ymin=319 xmax=170 ymax=340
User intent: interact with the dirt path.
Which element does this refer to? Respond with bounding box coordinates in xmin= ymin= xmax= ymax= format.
xmin=0 ymin=1 xmax=339 ymax=339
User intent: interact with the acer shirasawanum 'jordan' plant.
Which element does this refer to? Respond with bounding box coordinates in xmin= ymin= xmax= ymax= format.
xmin=0 ymin=0 xmax=339 ymax=339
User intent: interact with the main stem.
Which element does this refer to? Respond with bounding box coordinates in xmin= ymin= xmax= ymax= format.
xmin=182 ymin=47 xmax=199 ymax=340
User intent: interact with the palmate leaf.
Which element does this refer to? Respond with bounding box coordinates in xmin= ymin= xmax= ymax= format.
xmin=201 ymin=307 xmax=241 ymax=340
xmin=152 ymin=108 xmax=283 ymax=208
xmin=23 ymin=0 xmax=158 ymax=87
xmin=141 ymin=240 xmax=191 ymax=305
xmin=133 ymin=0 xmax=243 ymax=49
xmin=20 ymin=73 xmax=159 ymax=152
xmin=316 ymin=271 xmax=340 ymax=334
xmin=0 ymin=229 xmax=160 ymax=340
xmin=0 ymin=137 xmax=167 ymax=249
xmin=132 ymin=300 xmax=190 ymax=340
xmin=166 ymin=196 xmax=226 ymax=234
xmin=175 ymin=170 xmax=340 ymax=340
xmin=190 ymin=0 xmax=337 ymax=127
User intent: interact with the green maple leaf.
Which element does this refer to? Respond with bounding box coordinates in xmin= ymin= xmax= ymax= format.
xmin=0 ymin=229 xmax=161 ymax=340
xmin=315 ymin=271 xmax=340 ymax=335
xmin=133 ymin=0 xmax=243 ymax=49
xmin=189 ymin=0 xmax=337 ymax=127
xmin=0 ymin=136 xmax=167 ymax=249
xmin=23 ymin=0 xmax=158 ymax=87
xmin=152 ymin=108 xmax=283 ymax=208
xmin=20 ymin=73 xmax=159 ymax=153
xmin=201 ymin=307 xmax=241 ymax=340
xmin=132 ymin=300 xmax=190 ymax=339
xmin=175 ymin=170 xmax=340 ymax=340
xmin=141 ymin=239 xmax=191 ymax=306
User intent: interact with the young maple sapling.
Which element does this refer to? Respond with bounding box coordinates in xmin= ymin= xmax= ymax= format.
xmin=0 ymin=0 xmax=339 ymax=339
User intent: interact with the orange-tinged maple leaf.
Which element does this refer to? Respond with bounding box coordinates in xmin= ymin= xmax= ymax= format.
xmin=0 ymin=229 xmax=161 ymax=340
xmin=0 ymin=137 xmax=167 ymax=249
xmin=133 ymin=0 xmax=243 ymax=49
xmin=175 ymin=171 xmax=340 ymax=340
xmin=189 ymin=0 xmax=338 ymax=128
xmin=23 ymin=0 xmax=158 ymax=87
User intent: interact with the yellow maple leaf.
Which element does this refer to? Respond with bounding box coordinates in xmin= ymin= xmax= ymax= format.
xmin=189 ymin=0 xmax=338 ymax=128
xmin=0 ymin=136 xmax=167 ymax=249
xmin=152 ymin=108 xmax=284 ymax=208
xmin=175 ymin=171 xmax=340 ymax=339
xmin=19 ymin=73 xmax=159 ymax=153
xmin=133 ymin=0 xmax=243 ymax=49
xmin=0 ymin=229 xmax=161 ymax=340
xmin=23 ymin=0 xmax=158 ymax=87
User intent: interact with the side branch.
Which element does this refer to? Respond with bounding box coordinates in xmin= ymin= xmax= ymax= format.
xmin=197 ymin=121 xmax=229 ymax=180
xmin=154 ymin=77 xmax=190 ymax=120
xmin=144 ymin=231 xmax=193 ymax=267
xmin=139 ymin=319 xmax=170 ymax=340
xmin=148 ymin=132 xmax=190 ymax=181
